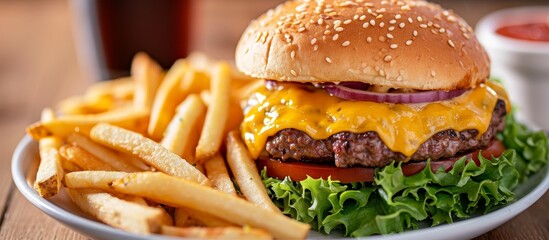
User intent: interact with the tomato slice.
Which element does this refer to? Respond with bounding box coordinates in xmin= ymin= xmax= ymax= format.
xmin=257 ymin=139 xmax=505 ymax=183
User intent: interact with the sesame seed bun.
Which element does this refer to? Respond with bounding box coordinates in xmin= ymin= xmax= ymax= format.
xmin=235 ymin=0 xmax=490 ymax=90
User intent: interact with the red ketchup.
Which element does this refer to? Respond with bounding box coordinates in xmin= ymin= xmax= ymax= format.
xmin=496 ymin=21 xmax=549 ymax=42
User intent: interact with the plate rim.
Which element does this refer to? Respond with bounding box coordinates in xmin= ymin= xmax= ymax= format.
xmin=12 ymin=135 xmax=549 ymax=240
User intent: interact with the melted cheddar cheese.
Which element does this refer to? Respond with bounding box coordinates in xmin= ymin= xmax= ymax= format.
xmin=241 ymin=82 xmax=509 ymax=160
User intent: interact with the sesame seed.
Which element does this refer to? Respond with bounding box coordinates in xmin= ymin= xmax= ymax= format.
xmin=379 ymin=69 xmax=386 ymax=76
xmin=298 ymin=27 xmax=306 ymax=32
xmin=439 ymin=28 xmax=446 ymax=33
xmin=388 ymin=26 xmax=395 ymax=31
xmin=333 ymin=34 xmax=339 ymax=41
xmin=379 ymin=36 xmax=386 ymax=42
xmin=324 ymin=30 xmax=331 ymax=35
xmin=431 ymin=70 xmax=436 ymax=77
xmin=360 ymin=15 xmax=366 ymax=21
xmin=311 ymin=38 xmax=317 ymax=45
xmin=291 ymin=51 xmax=296 ymax=59
xmin=291 ymin=70 xmax=297 ymax=76
xmin=431 ymin=29 xmax=439 ymax=35
xmin=399 ymin=22 xmax=405 ymax=28
xmin=370 ymin=19 xmax=376 ymax=26
xmin=384 ymin=55 xmax=392 ymax=62
xmin=318 ymin=18 xmax=324 ymax=25
xmin=326 ymin=57 xmax=333 ymax=63
xmin=335 ymin=27 xmax=344 ymax=32
xmin=401 ymin=5 xmax=411 ymax=10
xmin=463 ymin=33 xmax=470 ymax=39
xmin=420 ymin=24 xmax=428 ymax=29
xmin=389 ymin=19 xmax=397 ymax=24
xmin=386 ymin=33 xmax=394 ymax=39
xmin=408 ymin=17 xmax=413 ymax=23
xmin=342 ymin=41 xmax=350 ymax=47
xmin=413 ymin=30 xmax=418 ymax=36
xmin=377 ymin=14 xmax=383 ymax=19
xmin=343 ymin=19 xmax=352 ymax=25
xmin=447 ymin=16 xmax=457 ymax=22
xmin=376 ymin=8 xmax=386 ymax=13
xmin=406 ymin=39 xmax=413 ymax=45
xmin=428 ymin=21 xmax=434 ymax=27
xmin=314 ymin=45 xmax=319 ymax=51
xmin=448 ymin=39 xmax=455 ymax=48
xmin=334 ymin=20 xmax=341 ymax=26
xmin=395 ymin=14 xmax=402 ymax=20
xmin=390 ymin=44 xmax=398 ymax=49
xmin=353 ymin=15 xmax=359 ymax=20
xmin=366 ymin=36 xmax=372 ymax=43
xmin=362 ymin=22 xmax=369 ymax=28
xmin=417 ymin=16 xmax=423 ymax=22
xmin=379 ymin=22 xmax=385 ymax=28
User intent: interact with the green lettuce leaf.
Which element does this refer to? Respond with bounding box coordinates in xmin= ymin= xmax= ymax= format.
xmin=262 ymin=114 xmax=548 ymax=237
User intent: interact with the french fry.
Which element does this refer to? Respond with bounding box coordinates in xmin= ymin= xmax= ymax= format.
xmin=199 ymin=90 xmax=211 ymax=106
xmin=118 ymin=153 xmax=151 ymax=171
xmin=40 ymin=108 xmax=56 ymax=122
xmin=160 ymin=94 xmax=206 ymax=163
xmin=174 ymin=208 xmax=204 ymax=227
xmin=34 ymin=108 xmax=64 ymax=198
xmin=148 ymin=59 xmax=188 ymax=140
xmin=90 ymin=123 xmax=210 ymax=186
xmin=132 ymin=52 xmax=165 ymax=111
xmin=161 ymin=226 xmax=272 ymax=240
xmin=183 ymin=208 xmax=236 ymax=227
xmin=26 ymin=107 xmax=149 ymax=140
xmin=67 ymin=133 xmax=140 ymax=172
xmin=195 ymin=63 xmax=231 ymax=161
xmin=120 ymin=195 xmax=149 ymax=206
xmin=204 ymin=154 xmax=236 ymax=195
xmin=58 ymin=96 xmax=116 ymax=115
xmin=186 ymin=52 xmax=214 ymax=72
xmin=110 ymin=172 xmax=310 ymax=239
xmin=85 ymin=77 xmax=134 ymax=101
xmin=181 ymin=70 xmax=210 ymax=95
xmin=224 ymin=99 xmax=244 ymax=137
xmin=226 ymin=131 xmax=280 ymax=212
xmin=67 ymin=189 xmax=172 ymax=234
xmin=64 ymin=171 xmax=129 ymax=191
xmin=59 ymin=158 xmax=82 ymax=173
xmin=59 ymin=145 xmax=116 ymax=171
xmin=119 ymin=195 xmax=173 ymax=227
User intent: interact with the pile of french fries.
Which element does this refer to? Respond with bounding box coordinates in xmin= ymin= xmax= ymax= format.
xmin=26 ymin=52 xmax=309 ymax=239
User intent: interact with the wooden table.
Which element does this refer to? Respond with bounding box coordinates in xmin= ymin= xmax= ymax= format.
xmin=0 ymin=1 xmax=547 ymax=239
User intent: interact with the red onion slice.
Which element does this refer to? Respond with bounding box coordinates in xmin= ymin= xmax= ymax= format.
xmin=324 ymin=84 xmax=467 ymax=103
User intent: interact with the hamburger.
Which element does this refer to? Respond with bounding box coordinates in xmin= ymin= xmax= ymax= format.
xmin=235 ymin=0 xmax=548 ymax=237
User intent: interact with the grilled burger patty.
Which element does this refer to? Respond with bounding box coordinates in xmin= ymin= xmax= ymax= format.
xmin=264 ymin=100 xmax=507 ymax=168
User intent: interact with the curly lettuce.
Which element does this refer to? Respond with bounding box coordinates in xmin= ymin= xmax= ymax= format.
xmin=262 ymin=114 xmax=548 ymax=237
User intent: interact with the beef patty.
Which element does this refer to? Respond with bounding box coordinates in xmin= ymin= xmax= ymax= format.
xmin=264 ymin=100 xmax=507 ymax=167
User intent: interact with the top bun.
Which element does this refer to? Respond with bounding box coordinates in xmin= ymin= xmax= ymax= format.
xmin=235 ymin=0 xmax=490 ymax=90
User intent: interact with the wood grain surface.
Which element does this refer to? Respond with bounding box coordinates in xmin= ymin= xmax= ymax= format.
xmin=0 ymin=1 xmax=547 ymax=240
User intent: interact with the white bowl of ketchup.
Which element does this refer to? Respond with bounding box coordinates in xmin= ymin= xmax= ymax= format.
xmin=476 ymin=7 xmax=549 ymax=130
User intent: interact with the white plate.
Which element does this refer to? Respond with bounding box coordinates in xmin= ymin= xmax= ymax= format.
xmin=12 ymin=135 xmax=549 ymax=240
